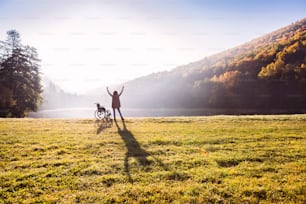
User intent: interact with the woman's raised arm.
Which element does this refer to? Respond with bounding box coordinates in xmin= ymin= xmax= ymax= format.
xmin=119 ymin=86 xmax=124 ymax=96
xmin=106 ymin=87 xmax=112 ymax=96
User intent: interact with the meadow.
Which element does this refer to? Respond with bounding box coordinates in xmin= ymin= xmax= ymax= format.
xmin=0 ymin=115 xmax=305 ymax=203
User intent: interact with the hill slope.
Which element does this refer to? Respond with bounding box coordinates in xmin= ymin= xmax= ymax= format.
xmin=122 ymin=18 xmax=306 ymax=113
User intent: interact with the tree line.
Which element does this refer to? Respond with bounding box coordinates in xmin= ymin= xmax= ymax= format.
xmin=0 ymin=30 xmax=42 ymax=117
xmin=123 ymin=18 xmax=306 ymax=113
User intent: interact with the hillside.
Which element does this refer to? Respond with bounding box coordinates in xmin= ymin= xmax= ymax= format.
xmin=40 ymin=77 xmax=99 ymax=110
xmin=121 ymin=18 xmax=306 ymax=113
xmin=1 ymin=116 xmax=305 ymax=203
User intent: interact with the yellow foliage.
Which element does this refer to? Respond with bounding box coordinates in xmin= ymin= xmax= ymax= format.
xmin=211 ymin=70 xmax=241 ymax=87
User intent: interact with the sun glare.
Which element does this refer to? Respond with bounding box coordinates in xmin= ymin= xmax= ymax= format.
xmin=33 ymin=5 xmax=202 ymax=93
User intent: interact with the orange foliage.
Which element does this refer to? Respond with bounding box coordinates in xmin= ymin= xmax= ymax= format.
xmin=212 ymin=70 xmax=242 ymax=87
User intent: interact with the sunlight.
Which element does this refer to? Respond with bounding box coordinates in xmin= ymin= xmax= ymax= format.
xmin=34 ymin=6 xmax=201 ymax=93
xmin=1 ymin=0 xmax=304 ymax=94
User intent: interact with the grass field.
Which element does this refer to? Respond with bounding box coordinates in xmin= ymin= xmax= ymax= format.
xmin=0 ymin=115 xmax=306 ymax=203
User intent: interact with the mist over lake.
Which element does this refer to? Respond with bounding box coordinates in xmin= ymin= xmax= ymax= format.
xmin=29 ymin=108 xmax=218 ymax=118
xmin=28 ymin=108 xmax=305 ymax=118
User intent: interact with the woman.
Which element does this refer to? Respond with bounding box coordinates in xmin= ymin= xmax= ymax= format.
xmin=107 ymin=86 xmax=124 ymax=121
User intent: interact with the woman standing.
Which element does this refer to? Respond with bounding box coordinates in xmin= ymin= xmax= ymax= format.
xmin=107 ymin=86 xmax=124 ymax=121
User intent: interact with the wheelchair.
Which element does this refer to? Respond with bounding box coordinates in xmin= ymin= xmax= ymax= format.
xmin=94 ymin=103 xmax=112 ymax=121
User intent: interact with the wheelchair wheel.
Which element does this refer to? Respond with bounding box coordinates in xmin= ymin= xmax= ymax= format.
xmin=95 ymin=110 xmax=105 ymax=120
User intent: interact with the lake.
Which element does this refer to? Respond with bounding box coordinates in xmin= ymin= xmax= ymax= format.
xmin=28 ymin=107 xmax=240 ymax=118
xmin=28 ymin=107 xmax=301 ymax=118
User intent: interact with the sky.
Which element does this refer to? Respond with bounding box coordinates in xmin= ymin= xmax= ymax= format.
xmin=0 ymin=0 xmax=305 ymax=94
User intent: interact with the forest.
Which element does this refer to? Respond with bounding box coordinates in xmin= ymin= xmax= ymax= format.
xmin=122 ymin=18 xmax=306 ymax=113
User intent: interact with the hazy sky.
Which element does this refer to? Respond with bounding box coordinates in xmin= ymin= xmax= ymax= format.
xmin=0 ymin=0 xmax=305 ymax=93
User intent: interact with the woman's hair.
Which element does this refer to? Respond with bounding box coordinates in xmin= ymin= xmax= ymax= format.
xmin=113 ymin=91 xmax=118 ymax=95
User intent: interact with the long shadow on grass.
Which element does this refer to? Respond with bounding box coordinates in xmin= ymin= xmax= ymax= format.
xmin=95 ymin=119 xmax=112 ymax=134
xmin=114 ymin=120 xmax=168 ymax=183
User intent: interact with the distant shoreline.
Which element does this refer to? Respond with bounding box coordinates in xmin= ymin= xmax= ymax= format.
xmin=28 ymin=107 xmax=306 ymax=118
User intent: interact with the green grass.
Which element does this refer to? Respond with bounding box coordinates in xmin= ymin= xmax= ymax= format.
xmin=0 ymin=115 xmax=306 ymax=203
